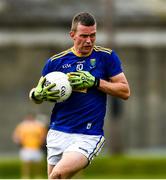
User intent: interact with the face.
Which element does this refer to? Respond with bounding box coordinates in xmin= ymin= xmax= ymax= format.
xmin=70 ymin=23 xmax=96 ymax=56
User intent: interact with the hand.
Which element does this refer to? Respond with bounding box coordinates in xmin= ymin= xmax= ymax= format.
xmin=33 ymin=77 xmax=60 ymax=102
xmin=67 ymin=71 xmax=100 ymax=89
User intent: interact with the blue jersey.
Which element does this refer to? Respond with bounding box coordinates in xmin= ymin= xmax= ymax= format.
xmin=42 ymin=46 xmax=123 ymax=135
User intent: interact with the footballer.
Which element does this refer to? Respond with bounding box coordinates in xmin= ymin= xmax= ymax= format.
xmin=29 ymin=12 xmax=130 ymax=179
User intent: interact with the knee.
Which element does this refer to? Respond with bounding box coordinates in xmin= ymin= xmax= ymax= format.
xmin=49 ymin=169 xmax=70 ymax=179
xmin=49 ymin=170 xmax=62 ymax=179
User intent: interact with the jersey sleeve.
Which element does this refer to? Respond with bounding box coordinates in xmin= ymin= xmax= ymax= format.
xmin=105 ymin=50 xmax=123 ymax=77
xmin=42 ymin=58 xmax=53 ymax=76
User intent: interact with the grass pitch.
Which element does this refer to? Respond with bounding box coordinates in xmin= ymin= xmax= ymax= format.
xmin=1 ymin=155 xmax=166 ymax=179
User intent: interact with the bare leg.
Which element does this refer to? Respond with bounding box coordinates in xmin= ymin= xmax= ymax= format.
xmin=21 ymin=161 xmax=31 ymax=179
xmin=32 ymin=161 xmax=43 ymax=178
xmin=48 ymin=151 xmax=88 ymax=179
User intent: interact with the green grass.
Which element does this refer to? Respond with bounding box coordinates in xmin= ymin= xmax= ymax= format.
xmin=81 ymin=155 xmax=166 ymax=179
xmin=1 ymin=155 xmax=166 ymax=179
xmin=0 ymin=158 xmax=21 ymax=179
xmin=0 ymin=157 xmax=47 ymax=179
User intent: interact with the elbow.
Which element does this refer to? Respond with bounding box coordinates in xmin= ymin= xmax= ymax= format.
xmin=122 ymin=94 xmax=130 ymax=100
xmin=122 ymin=90 xmax=131 ymax=100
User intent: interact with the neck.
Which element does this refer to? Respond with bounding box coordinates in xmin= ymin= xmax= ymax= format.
xmin=71 ymin=47 xmax=93 ymax=57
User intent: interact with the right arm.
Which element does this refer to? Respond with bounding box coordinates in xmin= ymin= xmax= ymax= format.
xmin=98 ymin=72 xmax=130 ymax=100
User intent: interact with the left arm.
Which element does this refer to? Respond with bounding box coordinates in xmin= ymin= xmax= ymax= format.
xmin=68 ymin=71 xmax=130 ymax=100
xmin=98 ymin=72 xmax=130 ymax=100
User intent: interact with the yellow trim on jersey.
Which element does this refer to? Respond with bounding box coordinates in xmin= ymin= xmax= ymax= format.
xmin=50 ymin=46 xmax=112 ymax=60
xmin=71 ymin=47 xmax=92 ymax=57
xmin=50 ymin=49 xmax=72 ymax=61
xmin=94 ymin=45 xmax=112 ymax=54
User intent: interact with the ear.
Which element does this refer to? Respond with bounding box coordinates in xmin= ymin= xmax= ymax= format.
xmin=70 ymin=31 xmax=75 ymax=40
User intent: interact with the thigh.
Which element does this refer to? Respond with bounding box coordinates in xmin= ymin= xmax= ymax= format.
xmin=47 ymin=129 xmax=71 ymax=165
xmin=49 ymin=151 xmax=88 ymax=178
xmin=48 ymin=164 xmax=55 ymax=177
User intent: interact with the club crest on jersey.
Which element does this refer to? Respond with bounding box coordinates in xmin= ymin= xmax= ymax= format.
xmin=90 ymin=59 xmax=96 ymax=68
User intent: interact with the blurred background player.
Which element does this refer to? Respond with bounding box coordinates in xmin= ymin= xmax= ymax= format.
xmin=12 ymin=113 xmax=47 ymax=179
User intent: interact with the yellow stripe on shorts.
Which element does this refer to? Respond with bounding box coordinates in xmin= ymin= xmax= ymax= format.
xmin=88 ymin=136 xmax=105 ymax=161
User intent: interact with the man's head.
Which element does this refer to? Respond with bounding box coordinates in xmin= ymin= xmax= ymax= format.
xmin=70 ymin=12 xmax=97 ymax=56
xmin=71 ymin=12 xmax=96 ymax=32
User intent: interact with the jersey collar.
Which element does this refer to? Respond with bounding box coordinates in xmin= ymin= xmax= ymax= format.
xmin=71 ymin=47 xmax=93 ymax=57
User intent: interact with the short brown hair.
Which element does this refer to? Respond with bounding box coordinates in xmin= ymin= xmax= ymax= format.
xmin=71 ymin=12 xmax=96 ymax=32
